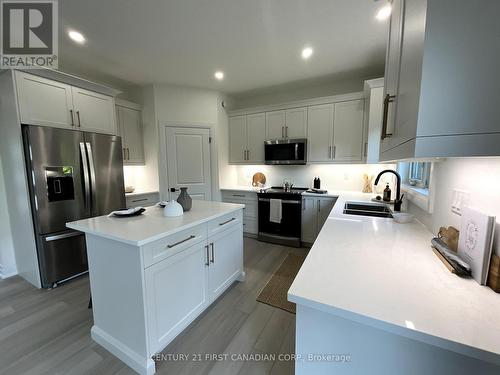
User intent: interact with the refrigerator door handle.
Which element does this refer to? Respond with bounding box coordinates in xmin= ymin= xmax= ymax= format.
xmin=79 ymin=142 xmax=91 ymax=212
xmin=85 ymin=142 xmax=97 ymax=214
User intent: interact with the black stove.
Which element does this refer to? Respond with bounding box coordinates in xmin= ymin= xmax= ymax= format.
xmin=257 ymin=186 xmax=306 ymax=247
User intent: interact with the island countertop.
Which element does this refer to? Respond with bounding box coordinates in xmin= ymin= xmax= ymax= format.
xmin=288 ymin=192 xmax=500 ymax=365
xmin=66 ymin=200 xmax=244 ymax=246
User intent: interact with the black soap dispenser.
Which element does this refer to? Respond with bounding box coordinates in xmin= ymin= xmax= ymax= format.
xmin=383 ymin=183 xmax=391 ymax=202
xmin=314 ymin=177 xmax=321 ymax=189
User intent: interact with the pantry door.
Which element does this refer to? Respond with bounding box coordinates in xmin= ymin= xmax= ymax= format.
xmin=165 ymin=127 xmax=212 ymax=201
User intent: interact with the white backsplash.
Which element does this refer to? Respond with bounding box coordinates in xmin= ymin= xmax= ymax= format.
xmin=233 ymin=163 xmax=397 ymax=193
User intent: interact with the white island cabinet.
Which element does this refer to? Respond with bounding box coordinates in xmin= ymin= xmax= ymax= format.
xmin=67 ymin=201 xmax=245 ymax=375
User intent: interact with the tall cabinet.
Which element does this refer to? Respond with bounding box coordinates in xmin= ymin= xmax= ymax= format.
xmin=115 ymin=100 xmax=145 ymax=165
xmin=380 ymin=0 xmax=500 ymax=161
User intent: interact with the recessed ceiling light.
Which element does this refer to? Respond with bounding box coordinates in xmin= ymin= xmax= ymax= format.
xmin=301 ymin=47 xmax=313 ymax=60
xmin=68 ymin=30 xmax=86 ymax=44
xmin=375 ymin=4 xmax=392 ymax=21
xmin=214 ymin=71 xmax=224 ymax=80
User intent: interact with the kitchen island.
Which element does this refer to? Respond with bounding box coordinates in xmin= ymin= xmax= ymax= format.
xmin=67 ymin=200 xmax=245 ymax=375
xmin=289 ymin=192 xmax=500 ymax=375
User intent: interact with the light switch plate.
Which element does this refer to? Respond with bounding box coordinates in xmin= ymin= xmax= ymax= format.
xmin=451 ymin=189 xmax=470 ymax=215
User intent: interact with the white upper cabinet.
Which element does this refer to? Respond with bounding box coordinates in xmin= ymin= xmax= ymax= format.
xmin=266 ymin=108 xmax=307 ymax=140
xmin=307 ymin=100 xmax=364 ymax=163
xmin=285 ymin=107 xmax=307 ymax=139
xmin=246 ymin=113 xmax=266 ymax=163
xmin=14 ymin=71 xmax=117 ymax=135
xmin=364 ymin=78 xmax=385 ymax=164
xmin=265 ymin=110 xmax=285 ymax=140
xmin=116 ymin=101 xmax=144 ymax=165
xmin=307 ymin=104 xmax=334 ymax=162
xmin=333 ymin=100 xmax=365 ymax=162
xmin=229 ymin=115 xmax=248 ymax=163
xmin=15 ymin=71 xmax=74 ymax=128
xmin=72 ymin=87 xmax=116 ymax=134
xmin=380 ymin=0 xmax=500 ymax=161
xmin=229 ymin=113 xmax=265 ymax=164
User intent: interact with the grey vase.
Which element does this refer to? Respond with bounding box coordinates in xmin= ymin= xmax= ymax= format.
xmin=177 ymin=187 xmax=192 ymax=211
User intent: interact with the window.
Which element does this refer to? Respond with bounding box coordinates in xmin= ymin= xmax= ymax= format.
xmin=408 ymin=162 xmax=430 ymax=189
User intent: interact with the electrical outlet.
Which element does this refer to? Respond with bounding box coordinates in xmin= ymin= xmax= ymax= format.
xmin=451 ymin=189 xmax=470 ymax=215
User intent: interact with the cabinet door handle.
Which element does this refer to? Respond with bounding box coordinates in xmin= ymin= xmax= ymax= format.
xmin=70 ymin=110 xmax=75 ymax=126
xmin=131 ymin=198 xmax=148 ymax=203
xmin=210 ymin=243 xmax=215 ymax=263
xmin=219 ymin=217 xmax=236 ymax=226
xmin=318 ymin=201 xmax=321 ymax=212
xmin=167 ymin=235 xmax=196 ymax=248
xmin=329 ymin=146 xmax=332 ymax=159
xmin=232 ymin=194 xmax=245 ymax=197
xmin=127 ymin=148 xmax=130 ymax=160
xmin=333 ymin=146 xmax=336 ymax=159
xmin=364 ymin=142 xmax=368 ymax=157
xmin=76 ymin=110 xmax=81 ymax=127
xmin=247 ymin=150 xmax=250 ymax=160
xmin=281 ymin=126 xmax=284 ymax=138
xmin=285 ymin=126 xmax=288 ymax=138
xmin=381 ymin=94 xmax=396 ymax=140
xmin=205 ymin=245 xmax=210 ymax=266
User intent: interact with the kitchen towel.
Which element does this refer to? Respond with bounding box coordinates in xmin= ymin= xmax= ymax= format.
xmin=269 ymin=199 xmax=282 ymax=224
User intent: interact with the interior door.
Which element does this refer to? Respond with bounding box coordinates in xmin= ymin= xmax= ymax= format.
xmin=72 ymin=87 xmax=116 ymax=134
xmin=307 ymin=104 xmax=334 ymax=162
xmin=333 ymin=100 xmax=365 ymax=162
xmin=165 ymin=127 xmax=212 ymax=201
xmin=84 ymin=132 xmax=126 ymax=215
xmin=15 ymin=71 xmax=74 ymax=129
xmin=266 ymin=110 xmax=285 ymax=139
xmin=246 ymin=113 xmax=266 ymax=163
xmin=228 ymin=116 xmax=247 ymax=163
xmin=285 ymin=107 xmax=307 ymax=138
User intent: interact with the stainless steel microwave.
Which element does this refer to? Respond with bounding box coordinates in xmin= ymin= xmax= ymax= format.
xmin=264 ymin=139 xmax=307 ymax=165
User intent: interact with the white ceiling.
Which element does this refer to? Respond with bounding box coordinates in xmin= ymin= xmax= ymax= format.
xmin=58 ymin=0 xmax=388 ymax=94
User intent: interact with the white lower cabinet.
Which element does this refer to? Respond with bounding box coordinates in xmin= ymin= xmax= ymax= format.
xmin=301 ymin=196 xmax=337 ymax=244
xmin=145 ymin=241 xmax=209 ymax=353
xmin=144 ymin=214 xmax=243 ymax=356
xmin=208 ymin=225 xmax=244 ymax=300
xmin=221 ymin=190 xmax=258 ymax=235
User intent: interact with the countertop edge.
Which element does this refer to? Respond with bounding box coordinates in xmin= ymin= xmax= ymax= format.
xmin=287 ymin=292 xmax=500 ymax=367
xmin=66 ymin=205 xmax=244 ymax=247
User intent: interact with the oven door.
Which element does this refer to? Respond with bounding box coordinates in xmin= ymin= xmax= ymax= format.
xmin=258 ymin=198 xmax=302 ymax=244
xmin=265 ymin=139 xmax=307 ymax=165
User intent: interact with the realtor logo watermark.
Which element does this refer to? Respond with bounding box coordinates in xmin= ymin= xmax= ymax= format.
xmin=1 ymin=0 xmax=58 ymax=68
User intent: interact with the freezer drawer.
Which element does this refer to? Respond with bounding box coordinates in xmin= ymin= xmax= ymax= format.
xmin=39 ymin=231 xmax=88 ymax=287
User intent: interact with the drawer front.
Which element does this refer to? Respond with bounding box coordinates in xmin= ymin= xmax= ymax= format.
xmin=243 ymin=217 xmax=258 ymax=234
xmin=126 ymin=192 xmax=159 ymax=208
xmin=143 ymin=224 xmax=207 ymax=268
xmin=222 ymin=199 xmax=257 ymax=218
xmin=221 ymin=190 xmax=257 ymax=201
xmin=208 ymin=210 xmax=243 ymax=236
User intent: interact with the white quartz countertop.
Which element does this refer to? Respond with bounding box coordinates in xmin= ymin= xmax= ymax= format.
xmin=288 ymin=192 xmax=500 ymax=365
xmin=67 ymin=200 xmax=244 ymax=246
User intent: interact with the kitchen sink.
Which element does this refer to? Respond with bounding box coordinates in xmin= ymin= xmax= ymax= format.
xmin=343 ymin=202 xmax=393 ymax=218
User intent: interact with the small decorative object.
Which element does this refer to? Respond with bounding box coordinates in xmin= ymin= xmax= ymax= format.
xmin=362 ymin=174 xmax=373 ymax=193
xmin=383 ymin=183 xmax=391 ymax=202
xmin=125 ymin=185 xmax=135 ymax=193
xmin=252 ymin=172 xmax=266 ymax=187
xmin=458 ymin=207 xmax=496 ymax=285
xmin=163 ymin=200 xmax=183 ymax=217
xmin=177 ymin=187 xmax=192 ymax=211
xmin=438 ymin=226 xmax=460 ymax=252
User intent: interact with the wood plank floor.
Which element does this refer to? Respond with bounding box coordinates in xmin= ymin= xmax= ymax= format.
xmin=0 ymin=238 xmax=307 ymax=375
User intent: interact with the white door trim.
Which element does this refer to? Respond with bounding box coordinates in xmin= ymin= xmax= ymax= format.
xmin=159 ymin=122 xmax=219 ymax=202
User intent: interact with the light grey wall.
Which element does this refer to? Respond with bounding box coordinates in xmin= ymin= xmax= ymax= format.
xmin=0 ymin=152 xmax=17 ymax=278
xmin=408 ymin=157 xmax=500 ymax=256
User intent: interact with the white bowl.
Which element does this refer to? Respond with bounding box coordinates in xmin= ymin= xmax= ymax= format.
xmin=392 ymin=213 xmax=414 ymax=224
xmin=163 ymin=200 xmax=184 ymax=217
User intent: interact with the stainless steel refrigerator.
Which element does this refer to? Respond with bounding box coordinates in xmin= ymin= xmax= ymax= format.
xmin=22 ymin=125 xmax=126 ymax=288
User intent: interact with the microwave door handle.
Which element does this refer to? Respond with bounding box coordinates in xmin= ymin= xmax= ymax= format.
xmin=85 ymin=142 xmax=97 ymax=215
xmin=79 ymin=142 xmax=91 ymax=213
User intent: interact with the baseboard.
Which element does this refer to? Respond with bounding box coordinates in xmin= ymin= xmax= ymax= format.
xmin=91 ymin=326 xmax=155 ymax=375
